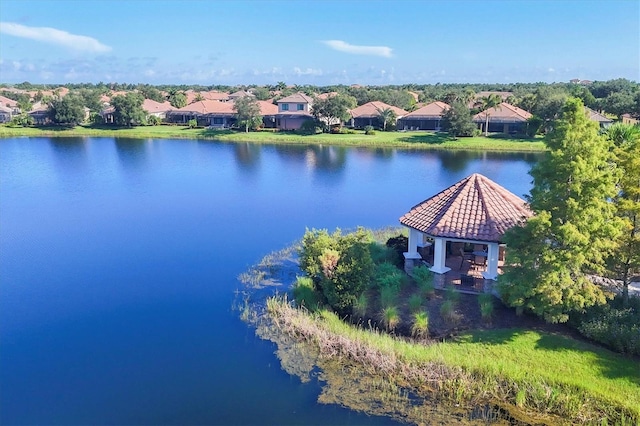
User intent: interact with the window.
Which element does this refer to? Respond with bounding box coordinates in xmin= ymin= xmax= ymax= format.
xmin=212 ymin=117 xmax=223 ymax=125
xmin=281 ymin=104 xmax=289 ymax=111
xmin=297 ymin=104 xmax=305 ymax=111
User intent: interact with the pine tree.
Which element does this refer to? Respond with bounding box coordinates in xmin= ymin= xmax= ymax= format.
xmin=500 ymin=98 xmax=622 ymax=323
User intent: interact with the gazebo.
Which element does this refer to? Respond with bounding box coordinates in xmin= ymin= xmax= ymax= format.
xmin=399 ymin=173 xmax=532 ymax=281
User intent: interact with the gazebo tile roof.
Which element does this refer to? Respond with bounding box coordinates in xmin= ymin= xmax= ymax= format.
xmin=399 ymin=173 xmax=532 ymax=242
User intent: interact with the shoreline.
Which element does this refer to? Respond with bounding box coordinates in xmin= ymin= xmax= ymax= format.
xmin=0 ymin=125 xmax=547 ymax=152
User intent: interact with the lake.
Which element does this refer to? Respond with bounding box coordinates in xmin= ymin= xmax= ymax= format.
xmin=0 ymin=137 xmax=538 ymax=425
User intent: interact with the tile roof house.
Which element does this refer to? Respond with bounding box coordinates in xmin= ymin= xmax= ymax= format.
xmin=472 ymin=102 xmax=532 ymax=134
xmin=0 ymin=95 xmax=19 ymax=110
xmin=397 ymin=101 xmax=450 ymax=131
xmin=400 ymin=173 xmax=532 ymax=280
xmin=348 ymin=101 xmax=408 ymax=129
xmin=27 ymin=102 xmax=50 ymax=125
xmin=142 ymin=99 xmax=174 ymax=118
xmin=585 ymin=107 xmax=613 ymax=129
xmin=167 ymin=100 xmax=236 ymax=127
xmin=276 ymin=92 xmax=314 ymax=130
xmin=0 ymin=104 xmax=13 ymax=123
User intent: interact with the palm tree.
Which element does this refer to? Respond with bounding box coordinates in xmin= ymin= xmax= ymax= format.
xmin=479 ymin=94 xmax=502 ymax=136
xmin=377 ymin=107 xmax=397 ymax=131
xmin=606 ymin=122 xmax=640 ymax=147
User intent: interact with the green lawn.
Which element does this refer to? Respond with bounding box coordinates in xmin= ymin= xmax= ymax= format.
xmin=0 ymin=124 xmax=547 ymax=152
xmin=276 ymin=304 xmax=639 ymax=423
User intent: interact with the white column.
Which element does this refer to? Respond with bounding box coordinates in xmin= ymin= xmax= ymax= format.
xmin=430 ymin=238 xmax=451 ymax=274
xmin=403 ymin=228 xmax=422 ymax=261
xmin=482 ymin=242 xmax=500 ymax=280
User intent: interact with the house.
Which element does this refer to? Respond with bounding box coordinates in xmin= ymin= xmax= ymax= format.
xmin=621 ymin=113 xmax=639 ymax=125
xmin=228 ymin=90 xmax=253 ymax=101
xmin=400 ymin=173 xmax=532 ymax=290
xmin=0 ymin=104 xmax=13 ymax=123
xmin=348 ymin=101 xmax=408 ymax=129
xmin=0 ymin=95 xmax=19 ymax=111
xmin=472 ymin=102 xmax=532 ymax=134
xmin=276 ymin=92 xmax=314 ymax=130
xmin=257 ymin=100 xmax=278 ymax=128
xmin=397 ymin=101 xmax=449 ymax=131
xmin=471 ymin=91 xmax=513 ymax=108
xmin=28 ymin=102 xmax=50 ymax=125
xmin=166 ymin=100 xmax=237 ymax=127
xmin=585 ymin=107 xmax=613 ymax=129
xmin=142 ymin=99 xmax=173 ymax=119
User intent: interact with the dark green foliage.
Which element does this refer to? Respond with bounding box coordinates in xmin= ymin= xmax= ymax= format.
xmin=385 ymin=235 xmax=408 ymax=268
xmin=572 ymin=296 xmax=640 ymax=356
xmin=299 ymin=228 xmax=375 ymax=315
xmin=187 ymin=119 xmax=197 ymax=128
xmin=298 ymin=119 xmax=323 ymax=135
xmin=412 ymin=265 xmax=434 ymax=297
xmin=48 ymin=94 xmax=85 ymax=126
xmin=500 ymin=98 xmax=622 ymax=323
xmin=292 ymin=276 xmax=324 ymax=311
xmin=233 ymin=96 xmax=262 ymax=132
xmin=311 ymin=94 xmax=356 ymax=131
xmin=9 ymin=113 xmax=33 ymax=127
xmin=111 ymin=92 xmax=145 ymax=126
xmin=168 ymin=91 xmax=187 ymax=108
xmin=364 ymin=125 xmax=376 ymax=135
xmin=441 ymin=101 xmax=476 ymax=137
xmin=138 ymin=85 xmax=166 ymax=103
xmin=525 ymin=115 xmax=544 ymax=137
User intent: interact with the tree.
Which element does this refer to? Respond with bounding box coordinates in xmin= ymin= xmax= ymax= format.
xmin=48 ymin=94 xmax=85 ymax=126
xmin=168 ymin=91 xmax=187 ymax=108
xmin=77 ymin=89 xmax=104 ymax=113
xmin=606 ymin=123 xmax=640 ymax=305
xmin=311 ymin=94 xmax=356 ymax=131
xmin=138 ymin=85 xmax=165 ymax=103
xmin=377 ymin=107 xmax=397 ymax=131
xmin=478 ymin=94 xmax=502 ymax=136
xmin=441 ymin=101 xmax=476 ymax=137
xmin=233 ymin=96 xmax=262 ymax=132
xmin=500 ymin=98 xmax=622 ymax=323
xmin=251 ymin=87 xmax=271 ymax=101
xmin=603 ymin=92 xmax=636 ymax=119
xmin=110 ymin=93 xmax=145 ymax=127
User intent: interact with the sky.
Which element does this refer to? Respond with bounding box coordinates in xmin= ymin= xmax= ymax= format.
xmin=0 ymin=0 xmax=638 ymax=86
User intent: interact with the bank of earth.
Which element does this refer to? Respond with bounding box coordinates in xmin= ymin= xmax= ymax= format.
xmin=0 ymin=124 xmax=545 ymax=152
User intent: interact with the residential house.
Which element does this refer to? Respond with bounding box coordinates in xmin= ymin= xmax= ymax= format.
xmin=28 ymin=102 xmax=50 ymax=125
xmin=0 ymin=105 xmax=13 ymax=123
xmin=142 ymin=99 xmax=174 ymax=119
xmin=621 ymin=113 xmax=639 ymax=125
xmin=397 ymin=101 xmax=449 ymax=131
xmin=276 ymin=92 xmax=314 ymax=130
xmin=228 ymin=90 xmax=253 ymax=101
xmin=348 ymin=101 xmax=408 ymax=129
xmin=585 ymin=107 xmax=613 ymax=129
xmin=472 ymin=102 xmax=532 ymax=134
xmin=167 ymin=100 xmax=236 ymax=127
xmin=257 ymin=100 xmax=278 ymax=128
xmin=0 ymin=95 xmax=19 ymax=111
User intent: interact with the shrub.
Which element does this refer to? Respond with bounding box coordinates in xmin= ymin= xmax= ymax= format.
xmin=380 ymin=285 xmax=399 ymax=309
xmin=440 ymin=300 xmax=460 ymax=325
xmin=147 ymin=115 xmax=161 ymax=126
xmin=381 ymin=306 xmax=400 ymax=331
xmin=478 ymin=293 xmax=495 ymax=322
xmin=444 ymin=285 xmax=460 ymax=304
xmin=188 ymin=118 xmax=198 ymax=128
xmin=413 ymin=265 xmax=434 ymax=297
xmin=364 ymin=125 xmax=376 ymax=135
xmin=385 ymin=235 xmax=408 ymax=268
xmin=408 ymin=293 xmax=423 ymax=313
xmin=411 ymin=311 xmax=429 ymax=338
xmin=368 ymin=242 xmax=398 ymax=265
xmin=526 ymin=115 xmax=544 ymax=137
xmin=375 ymin=262 xmax=404 ymax=289
xmin=292 ymin=276 xmax=323 ymax=311
xmin=299 ymin=119 xmax=323 ymax=135
xmin=573 ymin=296 xmax=640 ymax=356
xmin=353 ymin=292 xmax=369 ymax=317
xmin=9 ymin=114 xmax=34 ymax=127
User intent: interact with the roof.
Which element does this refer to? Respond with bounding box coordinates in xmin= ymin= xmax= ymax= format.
xmin=0 ymin=104 xmax=13 ymax=113
xmin=316 ymin=92 xmax=339 ymax=100
xmin=349 ymin=101 xmax=407 ymax=118
xmin=0 ymin=95 xmax=18 ymax=108
xmin=277 ymin=92 xmax=314 ymax=104
xmin=401 ymin=101 xmax=450 ymax=119
xmin=473 ymin=103 xmax=532 ymax=123
xmin=142 ymin=99 xmax=173 ymax=114
xmin=257 ymin=100 xmax=278 ymax=116
xmin=399 ymin=173 xmax=532 ymax=243
xmin=172 ymin=100 xmax=235 ymax=115
xmin=585 ymin=107 xmax=612 ymax=123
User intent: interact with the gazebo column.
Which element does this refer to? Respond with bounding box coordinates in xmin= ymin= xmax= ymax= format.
xmin=430 ymin=238 xmax=450 ymax=274
xmin=403 ymin=228 xmax=422 ymax=272
xmin=482 ymin=242 xmax=500 ymax=280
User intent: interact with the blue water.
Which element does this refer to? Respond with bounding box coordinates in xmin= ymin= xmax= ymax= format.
xmin=0 ymin=137 xmax=537 ymax=424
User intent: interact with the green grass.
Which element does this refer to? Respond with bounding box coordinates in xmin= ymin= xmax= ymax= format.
xmin=0 ymin=124 xmax=547 ymax=152
xmin=313 ymin=308 xmax=640 ymax=422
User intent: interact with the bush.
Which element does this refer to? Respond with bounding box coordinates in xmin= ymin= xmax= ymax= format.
xmin=375 ymin=262 xmax=404 ymax=289
xmin=479 ymin=293 xmax=495 ymax=322
xmin=381 ymin=306 xmax=400 ymax=331
xmin=9 ymin=114 xmax=33 ymax=127
xmin=445 ymin=285 xmax=460 ymax=304
xmin=353 ymin=292 xmax=369 ymax=317
xmin=368 ymin=242 xmax=398 ymax=265
xmin=299 ymin=119 xmax=323 ymax=135
xmin=440 ymin=300 xmax=460 ymax=325
xmin=526 ymin=115 xmax=544 ymax=137
xmin=147 ymin=115 xmax=161 ymax=126
xmin=385 ymin=235 xmax=408 ymax=269
xmin=380 ymin=286 xmax=399 ymax=309
xmin=411 ymin=311 xmax=429 ymax=338
xmin=408 ymin=293 xmax=423 ymax=313
xmin=413 ymin=265 xmax=434 ymax=297
xmin=187 ymin=119 xmax=198 ymax=128
xmin=364 ymin=125 xmax=376 ymax=135
xmin=292 ymin=276 xmax=323 ymax=311
xmin=573 ymin=296 xmax=640 ymax=356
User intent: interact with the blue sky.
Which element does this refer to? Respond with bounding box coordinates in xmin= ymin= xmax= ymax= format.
xmin=0 ymin=0 xmax=638 ymax=85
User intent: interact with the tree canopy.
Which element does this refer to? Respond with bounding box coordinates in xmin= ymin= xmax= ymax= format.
xmin=500 ymin=98 xmax=622 ymax=323
xmin=311 ymin=94 xmax=356 ymax=131
xmin=110 ymin=93 xmax=145 ymax=127
xmin=48 ymin=94 xmax=85 ymax=126
xmin=441 ymin=101 xmax=476 ymax=137
xmin=233 ymin=96 xmax=262 ymax=132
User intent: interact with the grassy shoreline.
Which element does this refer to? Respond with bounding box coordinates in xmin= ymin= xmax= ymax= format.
xmin=0 ymin=124 xmax=547 ymax=152
xmin=265 ymin=296 xmax=639 ymax=425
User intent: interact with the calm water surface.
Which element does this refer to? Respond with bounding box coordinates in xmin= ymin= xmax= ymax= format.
xmin=0 ymin=137 xmax=538 ymax=425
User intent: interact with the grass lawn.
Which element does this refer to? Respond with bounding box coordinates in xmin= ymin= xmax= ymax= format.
xmin=0 ymin=124 xmax=547 ymax=152
xmin=270 ymin=301 xmax=640 ymax=423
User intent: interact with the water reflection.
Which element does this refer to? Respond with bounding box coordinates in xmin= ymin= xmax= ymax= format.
xmin=114 ymin=138 xmax=149 ymax=170
xmin=233 ymin=142 xmax=261 ymax=171
xmin=438 ymin=150 xmax=477 ymax=173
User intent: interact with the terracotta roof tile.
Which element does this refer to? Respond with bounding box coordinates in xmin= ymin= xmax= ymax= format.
xmin=141 ymin=99 xmax=173 ymax=114
xmin=349 ymin=101 xmax=408 ymax=118
xmin=473 ymin=103 xmax=532 ymax=123
xmin=277 ymin=92 xmax=314 ymax=104
xmin=399 ymin=173 xmax=532 ymax=242
xmin=402 ymin=101 xmax=449 ymax=118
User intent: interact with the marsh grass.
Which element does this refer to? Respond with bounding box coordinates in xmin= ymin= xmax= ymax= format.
xmin=408 ymin=293 xmax=423 ymax=313
xmin=411 ymin=311 xmax=429 ymax=339
xmin=440 ymin=300 xmax=461 ymax=326
xmin=380 ymin=286 xmax=399 ymax=309
xmin=264 ymin=297 xmax=640 ymax=424
xmin=381 ymin=306 xmax=400 ymax=331
xmin=353 ymin=293 xmax=369 ymax=318
xmin=478 ymin=293 xmax=495 ymax=322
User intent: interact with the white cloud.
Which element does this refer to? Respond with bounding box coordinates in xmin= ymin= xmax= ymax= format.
xmin=548 ymin=67 xmax=555 ymax=72
xmin=322 ymin=40 xmax=392 ymax=58
xmin=293 ymin=67 xmax=323 ymax=76
xmin=0 ymin=22 xmax=111 ymax=53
